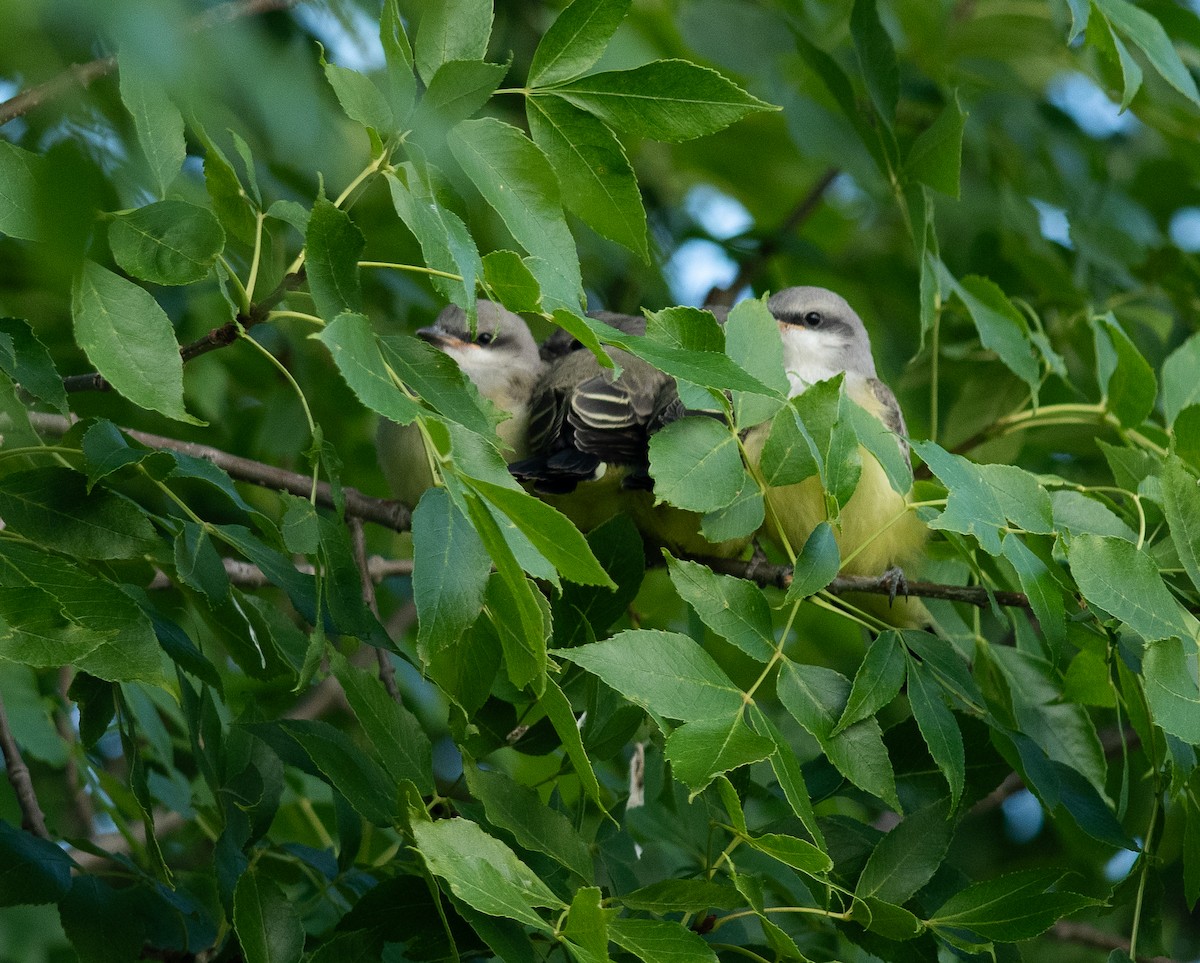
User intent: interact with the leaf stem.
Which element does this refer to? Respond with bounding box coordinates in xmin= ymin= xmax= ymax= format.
xmin=359 ymin=260 xmax=464 ymax=282
xmin=245 ymin=210 xmax=267 ymax=303
xmin=710 ymin=904 xmax=852 ymax=932
xmin=268 ymin=309 xmax=326 ymax=327
xmin=1128 ymin=790 xmax=1160 ymax=960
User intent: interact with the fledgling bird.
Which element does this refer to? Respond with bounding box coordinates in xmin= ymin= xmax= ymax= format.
xmin=746 ymin=286 xmax=927 ymax=608
xmin=377 ymin=300 xmax=544 ymax=506
xmin=511 ymin=311 xmax=749 ymax=558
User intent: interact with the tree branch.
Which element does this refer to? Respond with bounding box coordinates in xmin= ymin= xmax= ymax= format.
xmin=0 ymin=0 xmax=302 ymax=127
xmin=147 ymin=554 xmax=413 ymax=590
xmin=705 ymin=167 xmax=840 ymax=308
xmin=1049 ymin=921 xmax=1173 ymax=963
xmin=27 ymin=412 xmax=412 ymax=533
xmin=0 ymin=691 xmax=50 ymax=838
xmin=62 ymin=271 xmax=305 ymax=394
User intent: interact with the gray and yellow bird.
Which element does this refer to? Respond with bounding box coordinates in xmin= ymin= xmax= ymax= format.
xmin=747 ymin=286 xmax=927 ymax=605
xmin=377 ymin=300 xmax=544 ymax=506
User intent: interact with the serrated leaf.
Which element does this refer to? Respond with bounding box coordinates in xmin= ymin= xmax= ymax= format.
xmin=1162 ymin=455 xmax=1200 ymax=593
xmin=557 ymin=629 xmax=745 ymax=722
xmin=379 ymin=332 xmax=497 ymax=436
xmin=414 ymin=818 xmax=564 ymax=930
xmin=939 ymin=269 xmax=1040 ymax=389
xmin=417 ymin=59 xmax=508 ymax=131
xmin=381 ymin=0 xmax=417 ymax=121
xmin=905 ymin=659 xmax=965 ymax=807
xmin=609 ymin=917 xmax=719 ymax=963
xmin=527 ymin=95 xmax=648 ymax=259
xmin=786 ymin=522 xmax=841 ymax=602
xmin=834 ymin=630 xmax=906 ymax=735
xmin=1094 ymin=0 xmax=1200 ymax=106
xmin=108 ymin=200 xmax=226 ymax=286
xmin=1142 ymin=638 xmax=1200 ymax=743
xmin=905 ymin=94 xmax=965 ymax=198
xmin=857 ymin=797 xmax=954 ymax=905
xmin=743 ymin=832 xmax=832 ymax=876
xmin=0 ymin=140 xmax=44 ymax=241
xmin=850 ymin=0 xmax=899 ymax=127
xmin=449 ymin=117 xmax=583 ymax=309
xmin=529 ymin=0 xmax=631 ymax=87
xmin=619 ymin=879 xmax=742 ymax=913
xmin=118 ymin=50 xmax=185 ymax=197
xmin=0 ymin=821 xmax=73 ymax=906
xmin=480 ymin=250 xmax=541 ymax=311
xmin=928 ymin=869 xmax=1102 ymax=941
xmin=539 ymin=674 xmax=606 ymax=811
xmin=0 ymin=318 xmax=66 ymax=414
xmin=414 ymin=0 xmax=494 ymax=84
xmin=777 ymin=659 xmax=901 ymax=811
xmin=1002 ymin=533 xmax=1067 ymax=655
xmin=666 ymin=554 xmax=775 ymax=661
xmin=749 ymin=704 xmax=824 ymax=847
xmin=233 ymin=870 xmax=304 ymax=963
xmin=1094 ymin=313 xmax=1156 ymax=428
xmin=552 ymin=60 xmax=775 ymax=142
xmin=323 ymin=60 xmax=394 ymax=132
xmin=306 ymin=198 xmax=364 ymax=321
xmin=666 ymin=715 xmax=774 ymax=797
xmin=174 ymin=522 xmax=230 ymax=602
xmin=72 ymin=260 xmax=200 ymax=424
xmin=725 ymin=297 xmax=789 ymax=429
xmin=649 ymin=417 xmax=747 ymax=513
xmin=1162 ymin=332 xmax=1200 ymax=425
xmin=317 ymin=312 xmax=423 ymax=425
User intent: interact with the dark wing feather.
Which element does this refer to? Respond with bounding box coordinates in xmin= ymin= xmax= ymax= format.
xmin=868 ymin=377 xmax=911 ymax=464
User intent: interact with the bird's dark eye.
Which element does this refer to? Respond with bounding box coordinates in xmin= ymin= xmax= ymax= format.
xmin=476 ymin=332 xmax=494 ymax=346
xmin=804 ymin=311 xmax=823 ymax=328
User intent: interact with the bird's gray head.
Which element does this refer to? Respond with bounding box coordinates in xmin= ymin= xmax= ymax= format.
xmin=766 ymin=286 xmax=877 ymax=383
xmin=418 ymin=300 xmax=543 ymax=400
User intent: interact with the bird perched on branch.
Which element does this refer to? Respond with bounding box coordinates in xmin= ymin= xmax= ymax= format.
xmin=746 ymin=286 xmax=927 ymax=616
xmin=377 ymin=300 xmax=544 ymax=506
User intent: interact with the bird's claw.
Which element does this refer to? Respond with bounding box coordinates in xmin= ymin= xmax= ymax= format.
xmin=879 ymin=566 xmax=909 ymax=606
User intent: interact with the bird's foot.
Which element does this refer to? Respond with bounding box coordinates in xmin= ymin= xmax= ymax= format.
xmin=879 ymin=566 xmax=910 ymax=606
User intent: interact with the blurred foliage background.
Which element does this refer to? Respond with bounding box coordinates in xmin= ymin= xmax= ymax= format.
xmin=1 ymin=0 xmax=1200 ymax=960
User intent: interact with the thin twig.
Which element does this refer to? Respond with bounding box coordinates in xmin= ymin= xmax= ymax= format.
xmin=27 ymin=412 xmax=412 ymax=533
xmin=705 ymin=167 xmax=840 ymax=308
xmin=55 ymin=666 xmax=94 ymax=837
xmin=1050 ymin=921 xmax=1174 ymax=963
xmin=146 ymin=554 xmax=413 ymax=590
xmin=62 ymin=271 xmax=304 ymax=394
xmin=350 ymin=517 xmax=402 ymax=702
xmin=0 ymin=691 xmax=49 ymax=838
xmin=0 ymin=0 xmax=301 ymax=127
xmin=701 ymin=555 xmax=1032 ymax=609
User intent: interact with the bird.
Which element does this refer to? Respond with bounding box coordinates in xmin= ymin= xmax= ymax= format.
xmin=377 ymin=300 xmax=544 ymax=506
xmin=745 ymin=286 xmax=927 ymax=614
xmin=511 ymin=310 xmax=751 ymax=558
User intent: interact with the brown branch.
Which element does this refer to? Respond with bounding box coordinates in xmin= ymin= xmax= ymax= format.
xmin=350 ymin=517 xmax=402 ymax=702
xmin=0 ymin=691 xmax=49 ymax=838
xmin=701 ymin=555 xmax=1032 ymax=609
xmin=63 ymin=271 xmax=305 ymax=394
xmin=147 ymin=554 xmax=413 ymax=590
xmin=0 ymin=0 xmax=302 ymax=127
xmin=1050 ymin=921 xmax=1175 ymax=963
xmin=27 ymin=412 xmax=413 ymax=533
xmin=705 ymin=167 xmax=840 ymax=308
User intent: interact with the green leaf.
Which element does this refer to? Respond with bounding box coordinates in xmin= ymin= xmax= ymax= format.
xmin=648 ymin=417 xmax=747 ymax=513
xmin=1002 ymin=533 xmax=1068 ymax=655
xmin=0 ymin=317 xmax=66 ymax=414
xmin=528 ymin=94 xmax=647 ymax=259
xmin=317 ymin=312 xmax=423 ymax=424
xmin=850 ymin=0 xmax=899 ymax=127
xmin=609 ymin=917 xmax=719 ymax=963
xmin=529 ymin=0 xmax=631 ymax=87
xmin=785 ymin=522 xmax=841 ymax=602
xmin=464 ymin=764 xmax=594 ymax=879
xmin=59 ymin=877 xmax=146 ymax=963
xmin=233 ymin=870 xmax=305 ymax=963
xmin=563 ymin=886 xmax=608 ymax=963
xmin=331 ymin=649 xmax=434 ymax=795
xmin=777 ymin=659 xmax=901 ymax=811
xmin=323 ymin=60 xmax=394 ymax=133
xmin=724 ymin=296 xmax=789 ymax=429
xmin=413 ymin=818 xmax=564 ymax=931
xmin=904 ymin=94 xmax=965 ymax=198
xmin=905 ymin=659 xmax=965 ymax=807
xmin=1069 ymin=533 xmax=1198 ymax=643
xmin=834 ymin=630 xmax=906 ymax=735
xmin=915 ymin=441 xmax=1053 ymax=554
xmin=700 ymin=475 xmax=765 ymax=544
xmin=0 ymin=140 xmax=44 ymax=241
xmin=411 ymin=487 xmax=491 ymax=660
xmin=117 ymin=50 xmax=185 ymax=197
xmin=380 ymin=333 xmax=498 ymax=436
xmin=481 ymin=250 xmax=541 ymax=311
xmin=108 ymin=200 xmax=226 ymax=286
xmin=665 ymin=554 xmax=775 ymax=662
xmin=1162 ymin=332 xmax=1200 ymax=425
xmin=928 ymin=869 xmax=1103 ymax=941
xmin=448 ymin=117 xmax=583 ymax=309
xmin=1162 ymin=455 xmax=1200 ymax=593
xmin=1142 ymin=638 xmax=1200 ymax=743
xmin=749 ymin=704 xmax=824 ymax=847
xmin=849 ymin=895 xmax=924 ymax=940
xmin=72 ymin=260 xmax=200 ymax=424
xmin=619 ymin=879 xmax=742 ymax=913
xmin=857 ymin=797 xmax=954 ymax=905
xmin=539 ymin=675 xmax=606 ymax=811
xmin=198 ymin=128 xmax=257 ymax=244
xmin=1093 ymin=0 xmax=1200 ymax=107
xmin=1093 ymin=313 xmax=1156 ymax=428
xmin=1066 ymin=0 xmax=1090 ymax=40
xmin=552 ymin=60 xmax=775 ymax=142
xmin=247 ymin=719 xmax=398 ymax=826
xmin=557 ymin=629 xmax=745 ymax=722
xmin=463 ymin=474 xmax=616 ymax=587
xmin=381 ymin=0 xmax=417 ymax=121
xmin=417 ymin=59 xmax=509 ymax=130
xmin=174 ymin=522 xmax=230 ymax=601
xmin=414 ymin=0 xmax=494 ymax=84
xmin=940 ymin=269 xmax=1040 ymax=389
xmin=665 ymin=715 xmax=774 ymax=797
xmin=0 ymin=821 xmax=73 ymax=906
xmin=743 ymin=832 xmax=833 ymax=877
xmin=385 ymin=164 xmax=479 ymax=309
xmin=305 ymin=198 xmax=364 ymax=321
